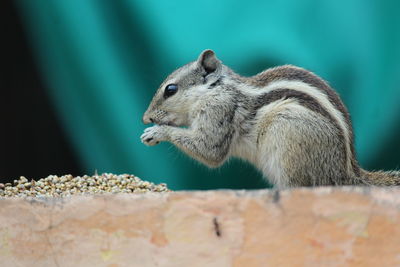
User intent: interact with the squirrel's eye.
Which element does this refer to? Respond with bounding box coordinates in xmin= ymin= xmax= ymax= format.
xmin=164 ymin=84 xmax=178 ymax=99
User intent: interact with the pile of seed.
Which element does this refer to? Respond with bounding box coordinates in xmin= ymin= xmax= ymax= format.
xmin=0 ymin=173 xmax=169 ymax=198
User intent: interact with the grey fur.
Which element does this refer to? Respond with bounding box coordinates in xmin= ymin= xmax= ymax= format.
xmin=141 ymin=49 xmax=399 ymax=188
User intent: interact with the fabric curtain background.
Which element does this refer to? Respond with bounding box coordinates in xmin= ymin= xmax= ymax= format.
xmin=16 ymin=0 xmax=400 ymax=189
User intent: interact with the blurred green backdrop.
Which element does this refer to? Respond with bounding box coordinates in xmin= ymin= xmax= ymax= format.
xmin=16 ymin=0 xmax=399 ymax=190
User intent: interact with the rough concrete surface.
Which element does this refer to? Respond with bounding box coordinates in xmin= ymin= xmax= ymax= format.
xmin=0 ymin=187 xmax=399 ymax=267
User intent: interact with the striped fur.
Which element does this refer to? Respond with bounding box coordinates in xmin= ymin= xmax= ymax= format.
xmin=141 ymin=50 xmax=399 ymax=188
xmin=244 ymin=78 xmax=354 ymax=178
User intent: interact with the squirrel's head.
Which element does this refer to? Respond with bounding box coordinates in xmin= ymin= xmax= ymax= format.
xmin=143 ymin=49 xmax=224 ymax=126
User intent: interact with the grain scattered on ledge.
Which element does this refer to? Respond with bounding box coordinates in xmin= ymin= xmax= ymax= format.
xmin=0 ymin=173 xmax=170 ymax=197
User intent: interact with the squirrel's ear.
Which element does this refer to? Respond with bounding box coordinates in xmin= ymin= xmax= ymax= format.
xmin=197 ymin=49 xmax=221 ymax=75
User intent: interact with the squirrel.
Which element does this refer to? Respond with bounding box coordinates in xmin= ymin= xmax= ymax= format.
xmin=141 ymin=49 xmax=400 ymax=188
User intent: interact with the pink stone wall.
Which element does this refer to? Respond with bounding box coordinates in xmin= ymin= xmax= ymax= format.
xmin=0 ymin=187 xmax=399 ymax=266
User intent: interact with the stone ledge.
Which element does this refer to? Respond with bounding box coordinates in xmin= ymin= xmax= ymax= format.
xmin=0 ymin=187 xmax=399 ymax=267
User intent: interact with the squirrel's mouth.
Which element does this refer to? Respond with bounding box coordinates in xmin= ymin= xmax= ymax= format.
xmin=157 ymin=121 xmax=177 ymax=127
xmin=165 ymin=122 xmax=177 ymax=127
xmin=159 ymin=120 xmax=190 ymax=128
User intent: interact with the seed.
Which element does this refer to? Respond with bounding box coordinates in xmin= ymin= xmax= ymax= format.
xmin=17 ymin=184 xmax=25 ymax=190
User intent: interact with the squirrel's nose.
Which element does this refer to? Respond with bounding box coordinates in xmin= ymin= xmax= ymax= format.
xmin=142 ymin=114 xmax=154 ymax=124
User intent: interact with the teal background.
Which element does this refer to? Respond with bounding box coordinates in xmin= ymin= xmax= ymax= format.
xmin=16 ymin=0 xmax=399 ymax=190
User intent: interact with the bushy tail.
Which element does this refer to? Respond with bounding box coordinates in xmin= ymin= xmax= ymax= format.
xmin=359 ymin=169 xmax=400 ymax=186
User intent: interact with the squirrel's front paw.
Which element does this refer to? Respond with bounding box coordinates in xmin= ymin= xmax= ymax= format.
xmin=140 ymin=126 xmax=168 ymax=146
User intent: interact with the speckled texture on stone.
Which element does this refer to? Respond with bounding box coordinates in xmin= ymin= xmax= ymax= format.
xmin=0 ymin=187 xmax=399 ymax=267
